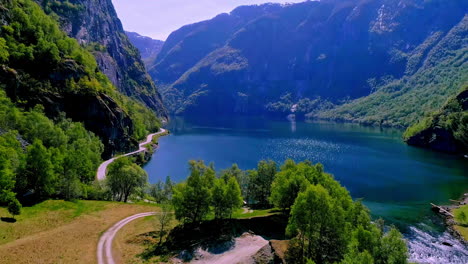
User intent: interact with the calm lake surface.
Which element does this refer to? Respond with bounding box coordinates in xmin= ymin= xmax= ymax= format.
xmin=144 ymin=116 xmax=468 ymax=263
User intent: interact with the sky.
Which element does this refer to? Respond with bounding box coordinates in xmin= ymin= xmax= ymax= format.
xmin=112 ymin=0 xmax=307 ymax=40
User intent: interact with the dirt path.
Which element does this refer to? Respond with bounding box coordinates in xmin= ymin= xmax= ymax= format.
xmin=190 ymin=233 xmax=269 ymax=264
xmin=97 ymin=212 xmax=157 ymax=264
xmin=96 ymin=128 xmax=167 ymax=180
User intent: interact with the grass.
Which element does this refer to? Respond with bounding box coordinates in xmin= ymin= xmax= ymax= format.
xmin=0 ymin=200 xmax=109 ymax=245
xmin=232 ymin=207 xmax=278 ymax=219
xmin=114 ymin=213 xmax=178 ymax=264
xmin=0 ymin=199 xmax=160 ymax=264
xmin=453 ymin=204 xmax=468 ymax=241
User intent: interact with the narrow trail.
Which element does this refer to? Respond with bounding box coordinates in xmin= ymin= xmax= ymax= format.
xmin=97 ymin=212 xmax=157 ymax=264
xmin=96 ymin=128 xmax=167 ymax=180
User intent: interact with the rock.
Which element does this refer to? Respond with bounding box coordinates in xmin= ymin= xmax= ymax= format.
xmin=442 ymin=241 xmax=453 ymax=247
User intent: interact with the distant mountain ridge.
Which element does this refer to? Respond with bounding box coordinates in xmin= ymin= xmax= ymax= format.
xmin=146 ymin=0 xmax=467 ymax=128
xmin=126 ymin=31 xmax=164 ymax=67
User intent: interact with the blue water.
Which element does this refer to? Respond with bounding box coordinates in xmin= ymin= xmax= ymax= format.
xmin=144 ymin=116 xmax=468 ymax=263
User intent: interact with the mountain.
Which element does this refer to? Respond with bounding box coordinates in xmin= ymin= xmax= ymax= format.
xmin=126 ymin=31 xmax=164 ymax=66
xmin=403 ymin=86 xmax=467 ymax=154
xmin=35 ymin=0 xmax=168 ymax=119
xmin=147 ymin=0 xmax=467 ymax=125
xmin=0 ymin=0 xmax=161 ymax=158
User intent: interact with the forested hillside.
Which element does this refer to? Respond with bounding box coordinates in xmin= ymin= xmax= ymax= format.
xmin=403 ymin=86 xmax=468 ymax=153
xmin=0 ymin=0 xmax=161 ymax=157
xmin=147 ymin=0 xmax=467 ymax=128
xmin=34 ymin=0 xmax=168 ymax=119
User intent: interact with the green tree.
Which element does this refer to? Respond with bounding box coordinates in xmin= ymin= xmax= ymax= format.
xmin=0 ymin=156 xmax=15 ymax=203
xmin=249 ymin=160 xmax=277 ymax=206
xmin=375 ymin=227 xmax=408 ymax=264
xmin=18 ymin=140 xmax=56 ymax=199
xmin=211 ymin=177 xmax=243 ymax=219
xmin=107 ymin=158 xmax=148 ymax=202
xmin=287 ymin=184 xmax=348 ymax=263
xmin=7 ymin=198 xmax=22 ymax=219
xmin=225 ymin=176 xmax=243 ymax=218
xmin=211 ymin=178 xmax=228 ymax=219
xmin=270 ymin=160 xmax=309 ymax=211
xmin=172 ymin=161 xmax=213 ymax=223
xmin=154 ymin=202 xmax=174 ymax=245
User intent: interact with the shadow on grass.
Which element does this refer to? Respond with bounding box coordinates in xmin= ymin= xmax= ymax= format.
xmin=1 ymin=217 xmax=16 ymax=223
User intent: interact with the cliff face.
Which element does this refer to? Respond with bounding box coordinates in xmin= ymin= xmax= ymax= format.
xmin=35 ymin=0 xmax=168 ymax=120
xmin=126 ymin=31 xmax=164 ymax=67
xmin=147 ymin=0 xmax=466 ymax=119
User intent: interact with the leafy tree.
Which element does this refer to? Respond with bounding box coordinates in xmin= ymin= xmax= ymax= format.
xmin=154 ymin=202 xmax=174 ymax=245
xmin=248 ymin=160 xmax=277 ymax=206
xmin=7 ymin=198 xmax=22 ymax=219
xmin=375 ymin=227 xmax=408 ymax=264
xmin=211 ymin=177 xmax=243 ymax=219
xmin=107 ymin=158 xmax=148 ymax=202
xmin=149 ymin=181 xmax=165 ymax=203
xmin=225 ymin=176 xmax=243 ymax=218
xmin=287 ymin=184 xmax=348 ymax=263
xmin=270 ymin=160 xmax=309 ymax=211
xmin=18 ymin=140 xmax=56 ymax=199
xmin=172 ymin=161 xmax=214 ymax=223
xmin=220 ymin=164 xmax=248 ymax=197
xmin=0 ymin=156 xmax=15 ymax=203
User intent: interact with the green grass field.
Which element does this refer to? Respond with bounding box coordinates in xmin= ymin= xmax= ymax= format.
xmin=453 ymin=205 xmax=468 ymax=241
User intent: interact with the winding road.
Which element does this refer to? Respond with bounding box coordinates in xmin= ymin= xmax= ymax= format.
xmin=96 ymin=129 xmax=167 ymax=264
xmin=96 ymin=128 xmax=167 ymax=181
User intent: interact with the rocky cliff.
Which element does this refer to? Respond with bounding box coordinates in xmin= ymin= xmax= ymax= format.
xmin=147 ymin=0 xmax=466 ymax=124
xmin=36 ymin=0 xmax=168 ymax=119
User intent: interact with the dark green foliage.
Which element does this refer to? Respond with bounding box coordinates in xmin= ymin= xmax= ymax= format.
xmin=172 ymin=161 xmax=214 ymax=224
xmin=107 ymin=157 xmax=148 ymax=202
xmin=279 ymin=161 xmax=408 ymax=264
xmin=172 ymin=160 xmax=243 ymax=223
xmin=212 ymin=177 xmax=243 ymax=219
xmin=0 ymin=0 xmax=161 ymax=149
xmin=18 ymin=140 xmax=56 ymax=199
xmin=403 ymin=86 xmax=468 ymax=153
xmin=247 ymin=160 xmax=277 ymax=207
xmin=0 ymin=89 xmax=104 ymax=203
xmin=7 ymin=198 xmax=22 ymax=218
xmin=148 ymin=176 xmax=174 ymax=203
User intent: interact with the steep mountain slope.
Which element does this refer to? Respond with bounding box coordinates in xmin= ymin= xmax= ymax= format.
xmin=0 ymin=0 xmax=160 ymax=158
xmin=35 ymin=0 xmax=168 ymax=119
xmin=403 ymin=86 xmax=468 ymax=154
xmin=148 ymin=0 xmax=467 ymax=122
xmin=126 ymin=31 xmax=164 ymax=66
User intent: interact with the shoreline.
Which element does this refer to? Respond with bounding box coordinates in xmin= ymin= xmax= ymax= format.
xmin=431 ymin=193 xmax=468 ymax=245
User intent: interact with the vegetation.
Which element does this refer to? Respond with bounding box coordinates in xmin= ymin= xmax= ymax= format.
xmin=0 ymin=199 xmax=160 ymax=263
xmin=403 ymin=85 xmax=467 ymax=152
xmin=453 ymin=204 xmax=468 ymax=241
xmin=0 ymin=0 xmax=161 ymax=142
xmin=163 ymin=159 xmax=408 ymax=263
xmin=107 ymin=157 xmax=148 ymax=203
xmin=0 ymin=89 xmax=105 ymax=211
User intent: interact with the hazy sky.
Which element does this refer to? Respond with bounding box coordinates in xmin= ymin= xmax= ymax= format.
xmin=112 ymin=0 xmax=306 ymax=40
